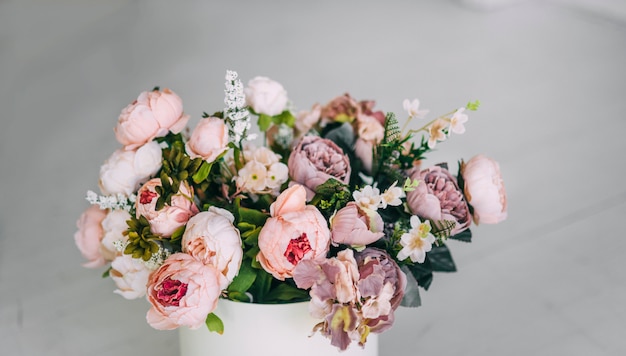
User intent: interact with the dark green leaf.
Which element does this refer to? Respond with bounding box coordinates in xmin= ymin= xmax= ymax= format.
xmin=102 ymin=266 xmax=112 ymax=279
xmin=205 ymin=313 xmax=224 ymax=335
xmin=400 ymin=266 xmax=421 ymax=307
xmin=227 ymin=259 xmax=257 ymax=294
xmin=449 ymin=228 xmax=472 ymax=243
xmin=264 ymin=283 xmax=310 ymax=303
xmin=404 ymin=258 xmax=434 ymax=290
xmin=428 ymin=244 xmax=457 ymax=272
xmin=192 ymin=161 xmax=213 ymax=184
xmin=323 ymin=122 xmax=355 ymax=157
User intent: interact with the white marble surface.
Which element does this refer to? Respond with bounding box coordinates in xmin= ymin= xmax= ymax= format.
xmin=1 ymin=1 xmax=625 ymax=355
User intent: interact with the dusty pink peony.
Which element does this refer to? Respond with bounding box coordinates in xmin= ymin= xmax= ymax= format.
xmin=257 ymin=185 xmax=331 ymax=280
xmin=182 ymin=207 xmax=242 ymax=288
xmin=98 ymin=141 xmax=162 ymax=196
xmin=461 ymin=154 xmax=508 ymax=224
xmin=110 ymin=254 xmax=152 ymax=300
xmin=321 ymin=93 xmax=360 ymax=123
xmin=135 ymin=178 xmax=199 ymax=237
xmin=146 ymin=253 xmax=222 ymax=330
xmin=288 ymin=136 xmax=351 ymax=200
xmin=115 ymin=88 xmax=189 ymax=150
xmin=185 ymin=117 xmax=229 ymax=163
xmin=74 ymin=205 xmax=108 ymax=268
xmin=406 ymin=165 xmax=471 ymax=236
xmin=244 ymin=76 xmax=288 ymax=116
xmin=330 ymin=202 xmax=384 ymax=246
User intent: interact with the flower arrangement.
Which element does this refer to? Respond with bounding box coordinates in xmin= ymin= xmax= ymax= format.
xmin=74 ymin=70 xmax=507 ymax=351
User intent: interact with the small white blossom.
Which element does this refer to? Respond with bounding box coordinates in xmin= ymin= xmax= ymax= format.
xmin=449 ymin=107 xmax=468 ymax=134
xmin=266 ymin=162 xmax=289 ymax=190
xmin=224 ymin=70 xmax=252 ymax=144
xmin=86 ymin=190 xmax=135 ymax=211
xmin=379 ymin=181 xmax=405 ymax=209
xmin=397 ymin=216 xmax=436 ymax=263
xmin=236 ymin=160 xmax=268 ymax=193
xmin=353 ymin=185 xmax=382 ymax=210
xmin=403 ymin=99 xmax=429 ymax=119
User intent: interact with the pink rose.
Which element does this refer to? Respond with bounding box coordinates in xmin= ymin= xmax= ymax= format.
xmin=110 ymin=254 xmax=152 ymax=300
xmin=244 ymin=76 xmax=288 ymax=116
xmin=185 ymin=117 xmax=229 ymax=163
xmin=288 ymin=136 xmax=351 ymax=200
xmin=98 ymin=141 xmax=162 ymax=196
xmin=358 ymin=99 xmax=386 ymax=124
xmin=461 ymin=155 xmax=508 ymax=224
xmin=135 ymin=178 xmax=199 ymax=237
xmin=146 ymin=253 xmax=222 ymax=330
xmin=115 ymin=88 xmax=189 ymax=150
xmin=330 ymin=202 xmax=384 ymax=246
xmin=406 ymin=165 xmax=472 ymax=236
xmin=182 ymin=207 xmax=243 ymax=287
xmin=74 ymin=205 xmax=108 ymax=268
xmin=321 ymin=93 xmax=360 ymax=123
xmin=257 ymin=185 xmax=331 ymax=280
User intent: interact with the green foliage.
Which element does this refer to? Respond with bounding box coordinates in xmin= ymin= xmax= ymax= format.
xmin=205 ymin=313 xmax=224 ymax=335
xmin=428 ymin=244 xmax=457 ymax=272
xmin=400 ymin=265 xmax=421 ymax=307
xmin=449 ymin=228 xmax=472 ymax=243
xmin=466 ymin=100 xmax=481 ymax=111
xmin=157 ymin=145 xmax=203 ymax=210
xmin=403 ymin=178 xmax=419 ymax=192
xmin=311 ymin=178 xmax=351 ymax=218
xmin=123 ymin=215 xmax=167 ymax=261
xmin=430 ymin=219 xmax=456 ymax=242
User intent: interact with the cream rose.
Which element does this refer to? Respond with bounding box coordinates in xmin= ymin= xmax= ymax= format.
xmin=146 ymin=253 xmax=222 ymax=330
xmin=185 ymin=117 xmax=229 ymax=163
xmin=98 ymin=141 xmax=162 ymax=196
xmin=110 ymin=254 xmax=152 ymax=300
xmin=182 ymin=207 xmax=243 ymax=288
xmin=135 ymin=178 xmax=199 ymax=237
xmin=461 ymin=155 xmax=508 ymax=224
xmin=244 ymin=76 xmax=288 ymax=116
xmin=100 ymin=209 xmax=131 ymax=261
xmin=257 ymin=185 xmax=331 ymax=280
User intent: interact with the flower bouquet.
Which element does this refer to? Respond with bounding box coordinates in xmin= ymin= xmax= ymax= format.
xmin=74 ymin=70 xmax=507 ymax=351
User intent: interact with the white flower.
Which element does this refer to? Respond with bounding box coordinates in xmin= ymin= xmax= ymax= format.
xmin=110 ymin=254 xmax=152 ymax=300
xmin=266 ymin=162 xmax=289 ymax=190
xmin=100 ymin=210 xmax=131 ymax=261
xmin=134 ymin=141 xmax=163 ymax=178
xmin=353 ymin=185 xmax=382 ymax=210
xmin=449 ymin=107 xmax=468 ymax=135
xmin=403 ymin=99 xmax=429 ymax=119
xmin=224 ymin=70 xmax=251 ymax=144
xmin=397 ymin=215 xmax=436 ymax=263
xmin=379 ymin=181 xmax=405 ymax=209
xmin=99 ymin=143 xmax=162 ymax=196
xmin=236 ymin=160 xmax=268 ymax=193
xmin=244 ymin=76 xmax=288 ymax=116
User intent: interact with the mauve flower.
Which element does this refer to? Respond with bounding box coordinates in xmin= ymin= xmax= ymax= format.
xmin=406 ymin=165 xmax=471 ymax=236
xmin=354 ymin=115 xmax=385 ymax=174
xmin=461 ymin=155 xmax=508 ymax=224
xmin=330 ymin=202 xmax=384 ymax=247
xmin=295 ymin=104 xmax=321 ymax=137
xmin=98 ymin=141 xmax=162 ymax=196
xmin=185 ymin=117 xmax=229 ymax=163
xmin=182 ymin=207 xmax=242 ymax=288
xmin=257 ymin=185 xmax=331 ymax=280
xmin=110 ymin=254 xmax=152 ymax=299
xmin=321 ymin=93 xmax=360 ymax=123
xmin=74 ymin=205 xmax=108 ymax=268
xmin=136 ymin=178 xmax=199 ymax=237
xmin=146 ymin=253 xmax=222 ymax=330
xmin=288 ymin=136 xmax=351 ymax=200
xmin=244 ymin=76 xmax=288 ymax=116
xmin=115 ymin=88 xmax=189 ymax=150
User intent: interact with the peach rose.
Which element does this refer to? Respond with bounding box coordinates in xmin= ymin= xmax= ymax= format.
xmin=244 ymin=76 xmax=288 ymax=116
xmin=185 ymin=117 xmax=229 ymax=163
xmin=74 ymin=205 xmax=108 ymax=268
xmin=98 ymin=141 xmax=162 ymax=196
xmin=146 ymin=253 xmax=222 ymax=330
xmin=330 ymin=202 xmax=384 ymax=246
xmin=257 ymin=185 xmax=331 ymax=280
xmin=406 ymin=165 xmax=471 ymax=236
xmin=461 ymin=155 xmax=508 ymax=224
xmin=110 ymin=254 xmax=152 ymax=300
xmin=135 ymin=178 xmax=199 ymax=237
xmin=115 ymin=88 xmax=189 ymax=150
xmin=288 ymin=136 xmax=351 ymax=200
xmin=182 ymin=207 xmax=242 ymax=288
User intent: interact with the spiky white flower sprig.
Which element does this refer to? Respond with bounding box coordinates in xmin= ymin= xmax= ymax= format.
xmin=224 ymin=70 xmax=256 ymax=144
xmin=86 ymin=190 xmax=136 ymax=212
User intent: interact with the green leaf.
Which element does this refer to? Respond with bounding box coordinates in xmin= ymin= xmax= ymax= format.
xmin=102 ymin=266 xmax=112 ymax=279
xmin=323 ymin=122 xmax=355 ymax=157
xmin=272 ymin=110 xmax=296 ymax=128
xmin=314 ymin=178 xmax=347 ymax=197
xmin=449 ymin=228 xmax=472 ymax=243
xmin=170 ymin=225 xmax=186 ymax=242
xmin=399 ymin=266 xmax=421 ymax=307
xmin=250 ymin=270 xmax=273 ymax=303
xmin=227 ymin=259 xmax=257 ymax=294
xmin=466 ymin=100 xmax=481 ymax=111
xmin=404 ymin=258 xmax=434 ymax=290
xmin=258 ymin=114 xmax=273 ymax=132
xmin=235 ymin=199 xmax=269 ymax=227
xmin=205 ymin=313 xmax=224 ymax=335
xmin=192 ymin=161 xmax=212 ymax=184
xmin=428 ymin=244 xmax=457 ymax=272
xmin=264 ymin=283 xmax=310 ymax=303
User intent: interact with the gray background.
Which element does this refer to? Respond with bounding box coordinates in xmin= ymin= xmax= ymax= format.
xmin=1 ymin=0 xmax=626 ymax=355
